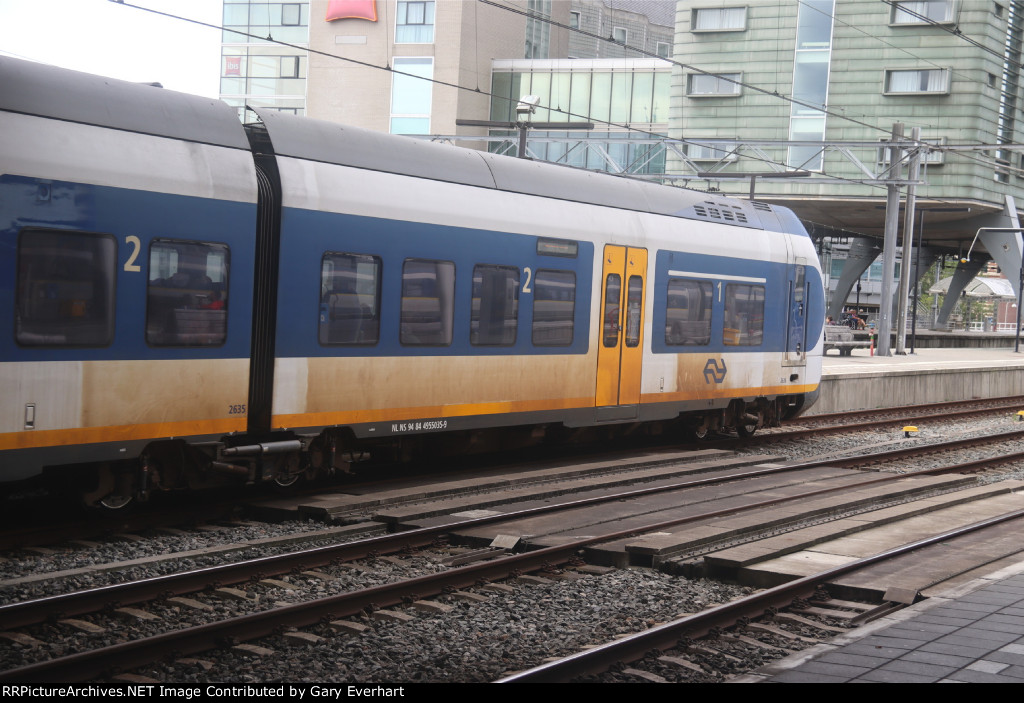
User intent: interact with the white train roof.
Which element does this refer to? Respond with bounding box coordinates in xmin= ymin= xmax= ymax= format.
xmin=0 ymin=57 xmax=250 ymax=151
xmin=252 ymin=108 xmax=800 ymax=234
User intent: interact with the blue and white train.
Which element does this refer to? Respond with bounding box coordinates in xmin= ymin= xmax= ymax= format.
xmin=0 ymin=58 xmax=824 ymax=507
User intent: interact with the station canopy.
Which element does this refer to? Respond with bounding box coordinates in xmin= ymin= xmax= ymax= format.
xmin=928 ymin=276 xmax=1017 ymax=298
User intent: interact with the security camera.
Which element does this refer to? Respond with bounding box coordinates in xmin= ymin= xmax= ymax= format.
xmin=516 ymin=95 xmax=540 ymax=114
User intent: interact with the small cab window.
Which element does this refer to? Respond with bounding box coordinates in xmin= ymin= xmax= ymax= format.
xmin=533 ymin=269 xmax=576 ymax=346
xmin=146 ymin=239 xmax=229 ymax=346
xmin=401 ymin=259 xmax=455 ymax=346
xmin=723 ymin=283 xmax=764 ymax=346
xmin=665 ymin=278 xmax=712 ymax=346
xmin=320 ymin=253 xmax=381 ymax=346
xmin=15 ymin=229 xmax=116 ymax=347
xmin=471 ymin=264 xmax=519 ymax=346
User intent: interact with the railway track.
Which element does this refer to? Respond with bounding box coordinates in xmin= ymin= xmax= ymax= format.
xmin=500 ymin=509 xmax=1024 ymax=683
xmin=4 ymin=429 xmax=1024 ymax=682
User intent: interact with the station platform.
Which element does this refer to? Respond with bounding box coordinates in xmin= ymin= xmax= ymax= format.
xmin=811 ymin=347 xmax=1024 ymax=415
xmin=743 ymin=562 xmax=1024 ymax=683
xmin=743 ymin=347 xmax=1024 ymax=682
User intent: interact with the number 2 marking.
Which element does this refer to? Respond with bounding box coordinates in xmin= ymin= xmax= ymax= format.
xmin=124 ymin=235 xmax=141 ymax=272
xmin=522 ymin=267 xmax=532 ymax=293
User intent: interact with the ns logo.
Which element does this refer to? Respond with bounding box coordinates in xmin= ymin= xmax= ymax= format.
xmin=703 ymin=358 xmax=727 ymax=384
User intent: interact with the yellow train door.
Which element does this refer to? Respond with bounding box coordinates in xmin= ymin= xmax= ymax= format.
xmin=596 ymin=245 xmax=648 ymax=409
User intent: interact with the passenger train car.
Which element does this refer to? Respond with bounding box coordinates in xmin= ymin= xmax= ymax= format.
xmin=0 ymin=58 xmax=824 ymax=508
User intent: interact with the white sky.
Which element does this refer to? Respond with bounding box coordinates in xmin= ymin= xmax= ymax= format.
xmin=0 ymin=0 xmax=222 ymax=98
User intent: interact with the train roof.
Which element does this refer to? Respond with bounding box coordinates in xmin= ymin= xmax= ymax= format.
xmin=251 ymin=108 xmax=803 ymax=235
xmin=0 ymin=57 xmax=250 ymax=151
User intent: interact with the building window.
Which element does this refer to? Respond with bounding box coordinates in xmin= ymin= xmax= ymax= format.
xmin=612 ymin=27 xmax=627 ymax=44
xmin=525 ymin=0 xmax=552 ymax=58
xmin=470 ymin=265 xmax=520 ymax=346
xmin=532 ymin=270 xmax=575 ymax=346
xmin=15 ymin=229 xmax=116 ymax=347
xmin=570 ymin=11 xmax=580 ymax=29
xmin=401 ymin=259 xmax=455 ymax=346
xmin=692 ymin=7 xmax=746 ymax=32
xmin=995 ymin=3 xmax=1006 ymax=19
xmin=885 ymin=68 xmax=950 ymax=93
xmin=390 ymin=57 xmax=433 ymax=134
xmin=146 ymin=239 xmax=229 ymax=347
xmin=665 ymin=279 xmax=712 ymax=346
xmin=319 ymin=253 xmax=381 ymax=346
xmin=281 ymin=3 xmax=302 ymax=26
xmin=891 ymin=1 xmax=955 ymax=24
xmin=396 ymin=1 xmax=434 ymax=44
xmin=656 ymin=42 xmax=671 ymax=59
xmin=686 ymin=140 xmax=738 ymax=161
xmin=280 ymin=56 xmax=300 ymax=79
xmin=687 ymin=73 xmax=741 ymax=96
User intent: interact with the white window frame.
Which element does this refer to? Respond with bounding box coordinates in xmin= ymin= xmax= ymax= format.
xmin=884 ymin=68 xmax=951 ymax=94
xmin=656 ymin=41 xmax=671 ymax=59
xmin=570 ymin=11 xmax=580 ymax=29
xmin=396 ymin=0 xmax=435 ymax=44
xmin=687 ymin=72 xmax=742 ymax=97
xmin=691 ymin=7 xmax=747 ymax=32
xmin=390 ymin=57 xmax=433 ymax=135
xmin=890 ymin=1 xmax=956 ymax=25
xmin=612 ymin=27 xmax=627 ymax=44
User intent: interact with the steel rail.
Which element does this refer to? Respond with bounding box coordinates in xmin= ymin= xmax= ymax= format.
xmin=496 ymin=507 xmax=1024 ymax=683
xmin=3 ymin=427 xmax=1021 ymax=632
xmin=3 ymin=432 xmax=1022 ymax=680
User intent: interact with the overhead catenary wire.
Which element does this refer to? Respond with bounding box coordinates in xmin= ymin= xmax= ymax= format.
xmin=108 ymin=0 xmax=1024 ymax=192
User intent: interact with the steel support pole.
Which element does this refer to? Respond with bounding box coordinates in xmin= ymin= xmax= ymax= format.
xmin=877 ymin=123 xmax=904 ymax=357
xmin=896 ymin=127 xmax=921 ymax=354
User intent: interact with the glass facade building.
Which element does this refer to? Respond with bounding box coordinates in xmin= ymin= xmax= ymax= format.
xmin=489 ymin=58 xmax=671 ymax=173
xmin=220 ymin=0 xmax=309 ymax=121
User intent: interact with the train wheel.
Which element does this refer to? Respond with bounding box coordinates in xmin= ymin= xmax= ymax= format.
xmin=273 ymin=472 xmax=301 ymax=488
xmin=685 ymin=422 xmax=709 ymax=441
xmin=270 ymin=452 xmax=304 ymax=491
xmin=98 ymin=493 xmax=133 ymax=510
xmin=736 ymin=422 xmax=757 ymax=438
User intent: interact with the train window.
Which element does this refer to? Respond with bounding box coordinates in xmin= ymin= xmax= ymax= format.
xmin=532 ymin=269 xmax=576 ymax=346
xmin=624 ymin=275 xmax=643 ymax=348
xmin=15 ymin=229 xmax=116 ymax=347
xmin=665 ymin=278 xmax=712 ymax=346
xmin=723 ymin=284 xmax=765 ymax=346
xmin=471 ymin=264 xmax=519 ymax=346
xmin=146 ymin=239 xmax=229 ymax=347
xmin=602 ymin=273 xmax=621 ymax=347
xmin=319 ymin=253 xmax=381 ymax=346
xmin=794 ymin=265 xmax=806 ymax=302
xmin=401 ymin=259 xmax=455 ymax=346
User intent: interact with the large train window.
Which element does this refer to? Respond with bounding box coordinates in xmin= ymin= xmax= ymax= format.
xmin=15 ymin=229 xmax=116 ymax=347
xmin=624 ymin=275 xmax=643 ymax=348
xmin=319 ymin=253 xmax=381 ymax=346
xmin=602 ymin=273 xmax=621 ymax=347
xmin=723 ymin=283 xmax=765 ymax=346
xmin=401 ymin=259 xmax=455 ymax=346
xmin=146 ymin=239 xmax=229 ymax=346
xmin=665 ymin=278 xmax=711 ymax=346
xmin=532 ymin=269 xmax=576 ymax=346
xmin=470 ymin=264 xmax=519 ymax=346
